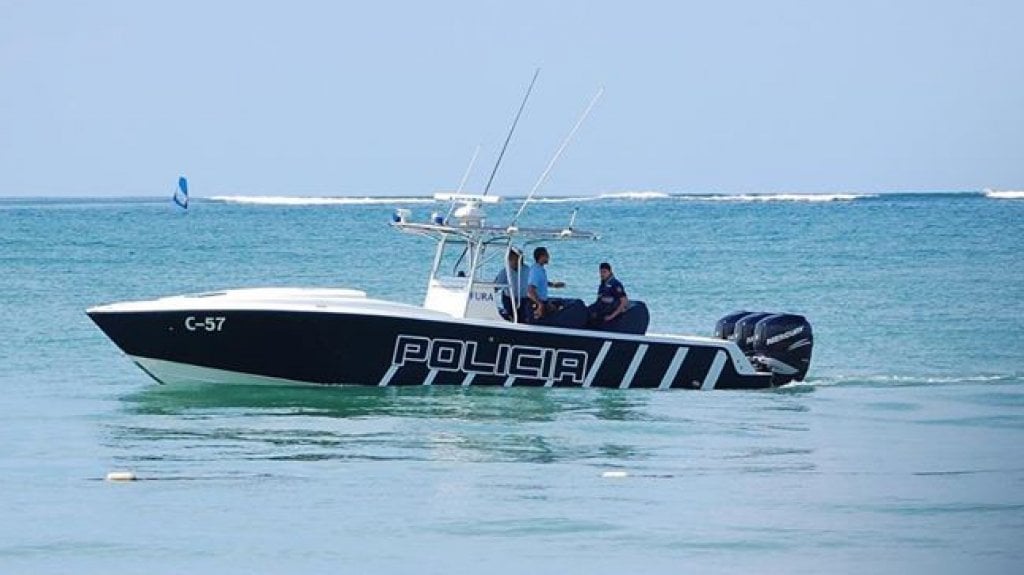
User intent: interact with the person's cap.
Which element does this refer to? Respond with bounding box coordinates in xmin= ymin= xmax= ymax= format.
xmin=599 ymin=262 xmax=612 ymax=271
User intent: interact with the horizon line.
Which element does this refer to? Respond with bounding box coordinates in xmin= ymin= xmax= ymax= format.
xmin=0 ymin=188 xmax=1000 ymax=200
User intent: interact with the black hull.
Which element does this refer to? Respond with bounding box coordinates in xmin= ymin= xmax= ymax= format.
xmin=87 ymin=309 xmax=776 ymax=390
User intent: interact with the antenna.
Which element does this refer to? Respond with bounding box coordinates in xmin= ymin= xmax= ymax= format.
xmin=440 ymin=145 xmax=483 ymax=223
xmin=559 ymin=207 xmax=579 ymax=237
xmin=511 ymin=87 xmax=603 ymax=226
xmin=455 ymin=144 xmax=481 ymax=195
xmin=482 ymin=68 xmax=540 ymax=196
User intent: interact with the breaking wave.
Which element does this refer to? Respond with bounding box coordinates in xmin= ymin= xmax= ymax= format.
xmin=530 ymin=191 xmax=876 ymax=203
xmin=207 ymin=195 xmax=436 ymax=205
xmin=984 ymin=189 xmax=1024 ymax=200
xmin=799 ymin=373 xmax=1021 ymax=389
xmin=679 ymin=193 xmax=876 ymax=203
xmin=205 ymin=191 xmax=883 ymax=206
xmin=532 ymin=191 xmax=671 ymax=203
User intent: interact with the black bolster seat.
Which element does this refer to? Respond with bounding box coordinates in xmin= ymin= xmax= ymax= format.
xmin=597 ymin=301 xmax=650 ymax=334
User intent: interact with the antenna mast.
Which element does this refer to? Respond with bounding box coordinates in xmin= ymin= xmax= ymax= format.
xmin=482 ymin=68 xmax=540 ymax=196
xmin=511 ymin=87 xmax=603 ymax=227
xmin=455 ymin=144 xmax=481 ymax=194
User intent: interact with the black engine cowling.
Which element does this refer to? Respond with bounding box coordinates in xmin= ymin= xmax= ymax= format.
xmin=714 ymin=310 xmax=751 ymax=340
xmin=714 ymin=311 xmax=814 ymax=385
xmin=732 ymin=312 xmax=772 ymax=353
xmin=752 ymin=314 xmax=813 ymax=384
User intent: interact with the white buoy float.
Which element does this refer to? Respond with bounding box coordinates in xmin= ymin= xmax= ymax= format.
xmin=105 ymin=470 xmax=137 ymax=482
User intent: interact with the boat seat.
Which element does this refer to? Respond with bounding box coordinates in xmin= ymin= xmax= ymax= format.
xmin=531 ymin=298 xmax=587 ymax=329
xmin=595 ymin=301 xmax=649 ymax=334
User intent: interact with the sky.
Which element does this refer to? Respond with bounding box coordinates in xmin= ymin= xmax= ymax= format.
xmin=1 ymin=0 xmax=1022 ymax=197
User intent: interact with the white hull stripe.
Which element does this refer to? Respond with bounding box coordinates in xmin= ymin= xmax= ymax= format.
xmin=461 ymin=373 xmax=475 ymax=387
xmin=422 ymin=369 xmax=438 ymax=386
xmin=619 ymin=344 xmax=649 ymax=389
xmin=658 ymin=347 xmax=689 ymax=390
xmin=132 ymin=356 xmax=323 ymax=387
xmin=378 ymin=365 xmax=398 ymax=387
xmin=701 ymin=351 xmax=727 ymax=391
xmin=582 ymin=341 xmax=612 ymax=388
xmin=503 ymin=375 xmax=516 ymax=388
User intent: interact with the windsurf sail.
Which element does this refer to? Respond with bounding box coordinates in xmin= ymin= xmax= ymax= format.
xmin=173 ymin=176 xmax=189 ymax=209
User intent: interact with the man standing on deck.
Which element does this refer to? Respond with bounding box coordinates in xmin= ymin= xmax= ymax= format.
xmin=494 ymin=247 xmax=530 ymax=321
xmin=527 ymin=246 xmax=565 ymax=321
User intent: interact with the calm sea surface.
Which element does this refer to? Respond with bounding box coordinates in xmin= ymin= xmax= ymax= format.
xmin=1 ymin=192 xmax=1022 ymax=573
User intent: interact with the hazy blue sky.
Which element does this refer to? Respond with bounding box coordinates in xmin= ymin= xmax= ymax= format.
xmin=2 ymin=0 xmax=1022 ymax=197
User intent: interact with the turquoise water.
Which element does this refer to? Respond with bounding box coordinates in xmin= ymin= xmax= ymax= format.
xmin=1 ymin=192 xmax=1023 ymax=573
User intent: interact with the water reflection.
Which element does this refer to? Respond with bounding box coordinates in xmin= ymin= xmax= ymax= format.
xmin=106 ymin=384 xmax=814 ymax=470
xmin=121 ymin=384 xmax=659 ymax=422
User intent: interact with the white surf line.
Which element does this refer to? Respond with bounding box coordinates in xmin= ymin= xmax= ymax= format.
xmin=422 ymin=369 xmax=438 ymax=386
xmin=701 ymin=351 xmax=727 ymax=391
xmin=377 ymin=365 xmax=398 ymax=387
xmin=461 ymin=373 xmax=475 ymax=387
xmin=582 ymin=341 xmax=612 ymax=388
xmin=658 ymin=347 xmax=689 ymax=390
xmin=619 ymin=344 xmax=648 ymax=389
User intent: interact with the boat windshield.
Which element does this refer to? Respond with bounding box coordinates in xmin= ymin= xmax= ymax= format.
xmin=433 ymin=239 xmax=471 ymax=279
xmin=432 ymin=237 xmax=513 ymax=281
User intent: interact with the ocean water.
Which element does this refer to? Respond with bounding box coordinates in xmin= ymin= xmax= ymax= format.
xmin=1 ymin=191 xmax=1022 ymax=573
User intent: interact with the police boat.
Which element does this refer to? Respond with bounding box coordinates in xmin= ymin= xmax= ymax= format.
xmin=86 ymin=191 xmax=813 ymax=390
xmin=87 ymin=75 xmax=812 ymax=389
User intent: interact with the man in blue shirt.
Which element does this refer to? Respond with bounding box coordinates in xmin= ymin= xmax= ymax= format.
xmin=494 ymin=247 xmax=531 ymax=321
xmin=527 ymin=246 xmax=565 ymax=322
xmin=588 ymin=262 xmax=629 ymax=327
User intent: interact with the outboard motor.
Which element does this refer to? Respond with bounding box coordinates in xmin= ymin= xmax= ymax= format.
xmin=751 ymin=314 xmax=813 ymax=385
xmin=714 ymin=310 xmax=750 ymax=340
xmin=731 ymin=312 xmax=772 ymax=354
xmin=714 ymin=311 xmax=814 ymax=386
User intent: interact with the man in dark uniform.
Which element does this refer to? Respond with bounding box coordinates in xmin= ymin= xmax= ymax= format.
xmin=587 ymin=262 xmax=629 ymax=327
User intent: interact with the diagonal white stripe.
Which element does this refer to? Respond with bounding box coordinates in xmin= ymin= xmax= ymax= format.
xmin=658 ymin=347 xmax=689 ymax=390
xmin=503 ymin=375 xmax=516 ymax=388
xmin=701 ymin=351 xmax=727 ymax=391
xmin=378 ymin=365 xmax=398 ymax=387
xmin=422 ymin=369 xmax=438 ymax=386
xmin=582 ymin=341 xmax=612 ymax=388
xmin=461 ymin=373 xmax=475 ymax=387
xmin=619 ymin=344 xmax=648 ymax=389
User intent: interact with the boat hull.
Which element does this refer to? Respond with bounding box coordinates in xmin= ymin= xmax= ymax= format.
xmin=87 ymin=308 xmax=776 ymax=390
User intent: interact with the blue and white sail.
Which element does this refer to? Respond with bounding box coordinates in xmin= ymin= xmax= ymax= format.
xmin=173 ymin=176 xmax=189 ymax=209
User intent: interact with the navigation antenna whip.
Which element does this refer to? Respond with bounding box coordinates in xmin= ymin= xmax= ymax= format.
xmin=444 ymin=144 xmax=482 ymax=221
xmin=455 ymin=144 xmax=481 ymax=195
xmin=511 ymin=87 xmax=604 ymax=227
xmin=482 ymin=68 xmax=540 ymax=196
